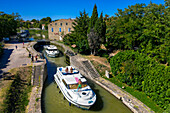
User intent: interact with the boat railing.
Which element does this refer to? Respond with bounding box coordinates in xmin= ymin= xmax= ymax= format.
xmin=59 ymin=67 xmax=79 ymax=75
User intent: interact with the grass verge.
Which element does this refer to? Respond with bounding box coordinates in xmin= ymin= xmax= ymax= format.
xmin=1 ymin=66 xmax=32 ymax=113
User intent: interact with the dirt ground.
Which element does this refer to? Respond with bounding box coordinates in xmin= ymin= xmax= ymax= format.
xmin=84 ymin=55 xmax=111 ymax=69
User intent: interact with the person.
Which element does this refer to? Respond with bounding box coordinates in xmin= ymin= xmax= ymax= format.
xmin=77 ymin=79 xmax=82 ymax=92
xmin=35 ymin=55 xmax=38 ymax=62
xmin=65 ymin=67 xmax=68 ymax=73
xmin=31 ymin=54 xmax=34 ymax=62
xmin=70 ymin=67 xmax=73 ymax=73
xmin=15 ymin=45 xmax=17 ymax=49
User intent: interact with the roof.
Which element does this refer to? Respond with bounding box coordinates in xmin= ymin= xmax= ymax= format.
xmin=46 ymin=45 xmax=57 ymax=49
xmin=63 ymin=75 xmax=86 ymax=85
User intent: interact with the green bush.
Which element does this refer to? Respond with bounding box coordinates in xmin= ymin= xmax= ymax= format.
xmin=97 ymin=49 xmax=109 ymax=58
xmin=3 ymin=74 xmax=32 ymax=112
xmin=110 ymin=50 xmax=170 ymax=110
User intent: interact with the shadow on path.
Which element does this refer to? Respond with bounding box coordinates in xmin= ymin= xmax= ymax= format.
xmin=0 ymin=48 xmax=14 ymax=74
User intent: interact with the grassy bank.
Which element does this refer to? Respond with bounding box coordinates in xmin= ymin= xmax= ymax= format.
xmin=90 ymin=58 xmax=164 ymax=113
xmin=0 ymin=80 xmax=13 ymax=111
xmin=1 ymin=66 xmax=32 ymax=113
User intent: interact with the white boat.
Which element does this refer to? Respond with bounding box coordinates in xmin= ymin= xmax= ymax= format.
xmin=54 ymin=66 xmax=96 ymax=109
xmin=44 ymin=45 xmax=59 ymax=57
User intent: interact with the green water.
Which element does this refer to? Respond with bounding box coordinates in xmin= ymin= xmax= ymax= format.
xmin=42 ymin=51 xmax=132 ymax=113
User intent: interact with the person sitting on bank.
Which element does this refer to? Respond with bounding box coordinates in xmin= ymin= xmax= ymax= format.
xmin=77 ymin=79 xmax=82 ymax=92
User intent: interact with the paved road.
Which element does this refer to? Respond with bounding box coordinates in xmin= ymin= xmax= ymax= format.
xmin=0 ymin=42 xmax=31 ymax=75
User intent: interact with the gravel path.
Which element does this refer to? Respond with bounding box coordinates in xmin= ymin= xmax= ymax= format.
xmin=0 ymin=42 xmax=31 ymax=75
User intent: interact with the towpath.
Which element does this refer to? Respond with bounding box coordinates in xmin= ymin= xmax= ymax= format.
xmin=0 ymin=42 xmax=31 ymax=75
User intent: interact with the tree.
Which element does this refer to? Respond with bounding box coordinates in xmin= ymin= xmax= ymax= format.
xmin=87 ymin=28 xmax=100 ymax=55
xmin=63 ymin=10 xmax=90 ymax=54
xmin=0 ymin=12 xmax=18 ymax=39
xmin=88 ymin=4 xmax=98 ymax=33
xmin=104 ymin=14 xmax=109 ymax=21
xmin=87 ymin=4 xmax=106 ymax=55
xmin=95 ymin=12 xmax=106 ymax=44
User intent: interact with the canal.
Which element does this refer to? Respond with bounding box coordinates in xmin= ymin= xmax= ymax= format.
xmin=40 ymin=46 xmax=132 ymax=113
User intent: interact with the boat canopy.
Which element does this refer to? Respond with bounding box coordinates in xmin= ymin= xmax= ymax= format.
xmin=63 ymin=76 xmax=86 ymax=85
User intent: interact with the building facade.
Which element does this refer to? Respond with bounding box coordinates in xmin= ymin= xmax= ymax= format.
xmin=48 ymin=19 xmax=74 ymax=41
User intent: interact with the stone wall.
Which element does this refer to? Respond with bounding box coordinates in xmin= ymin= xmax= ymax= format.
xmin=27 ymin=42 xmax=47 ymax=113
xmin=48 ymin=19 xmax=74 ymax=41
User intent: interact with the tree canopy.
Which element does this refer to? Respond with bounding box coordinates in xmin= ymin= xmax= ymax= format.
xmin=0 ymin=12 xmax=19 ymax=40
xmin=105 ymin=2 xmax=170 ymax=65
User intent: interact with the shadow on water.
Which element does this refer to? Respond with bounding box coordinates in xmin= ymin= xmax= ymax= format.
xmin=0 ymin=48 xmax=14 ymax=74
xmin=86 ymin=78 xmax=104 ymax=111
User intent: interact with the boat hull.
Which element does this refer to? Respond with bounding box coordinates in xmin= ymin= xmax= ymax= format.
xmin=54 ymin=74 xmax=92 ymax=109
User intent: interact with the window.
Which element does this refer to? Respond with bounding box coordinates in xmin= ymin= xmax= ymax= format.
xmin=66 ymin=23 xmax=68 ymax=25
xmin=62 ymin=79 xmax=67 ymax=87
xmin=60 ymin=23 xmax=62 ymax=26
xmin=59 ymin=28 xmax=61 ymax=32
xmin=68 ymin=28 xmax=71 ymax=32
xmin=55 ymin=23 xmax=57 ymax=25
xmin=50 ymin=24 xmax=52 ymax=26
xmin=51 ymin=28 xmax=53 ymax=32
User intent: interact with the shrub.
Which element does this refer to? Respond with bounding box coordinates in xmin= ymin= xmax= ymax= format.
xmin=110 ymin=50 xmax=170 ymax=110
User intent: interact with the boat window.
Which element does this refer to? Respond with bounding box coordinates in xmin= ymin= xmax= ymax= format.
xmin=69 ymin=84 xmax=78 ymax=89
xmin=56 ymin=75 xmax=60 ymax=82
xmin=62 ymin=79 xmax=67 ymax=87
xmin=68 ymin=82 xmax=88 ymax=89
xmin=47 ymin=49 xmax=58 ymax=51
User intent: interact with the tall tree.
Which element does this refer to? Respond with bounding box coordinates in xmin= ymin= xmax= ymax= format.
xmin=87 ymin=28 xmax=99 ymax=55
xmin=64 ymin=10 xmax=90 ymax=54
xmin=88 ymin=4 xmax=98 ymax=33
xmin=95 ymin=12 xmax=106 ymax=43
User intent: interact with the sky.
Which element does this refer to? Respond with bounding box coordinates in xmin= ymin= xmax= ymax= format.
xmin=0 ymin=0 xmax=165 ymax=21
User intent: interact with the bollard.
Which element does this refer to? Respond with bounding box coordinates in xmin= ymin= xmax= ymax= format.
xmin=105 ymin=70 xmax=110 ymax=78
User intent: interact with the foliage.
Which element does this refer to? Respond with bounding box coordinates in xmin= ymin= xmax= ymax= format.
xmin=87 ymin=5 xmax=106 ymax=55
xmin=63 ymin=10 xmax=90 ymax=54
xmin=29 ymin=29 xmax=48 ymax=39
xmin=63 ymin=5 xmax=106 ymax=55
xmin=110 ymin=50 xmax=170 ymax=110
xmin=105 ymin=76 xmax=164 ymax=113
xmin=2 ymin=67 xmax=32 ymax=113
xmin=105 ymin=2 xmax=170 ymax=65
xmin=97 ymin=49 xmax=109 ymax=57
xmin=19 ymin=17 xmax=51 ymax=30
xmin=0 ymin=12 xmax=19 ymax=39
xmin=0 ymin=42 xmax=3 ymax=56
xmin=87 ymin=28 xmax=100 ymax=55
xmin=88 ymin=4 xmax=98 ymax=33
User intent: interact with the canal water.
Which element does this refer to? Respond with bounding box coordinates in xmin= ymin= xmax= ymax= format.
xmin=41 ymin=47 xmax=132 ymax=113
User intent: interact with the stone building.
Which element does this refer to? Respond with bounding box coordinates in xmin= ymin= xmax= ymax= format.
xmin=48 ymin=19 xmax=74 ymax=41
